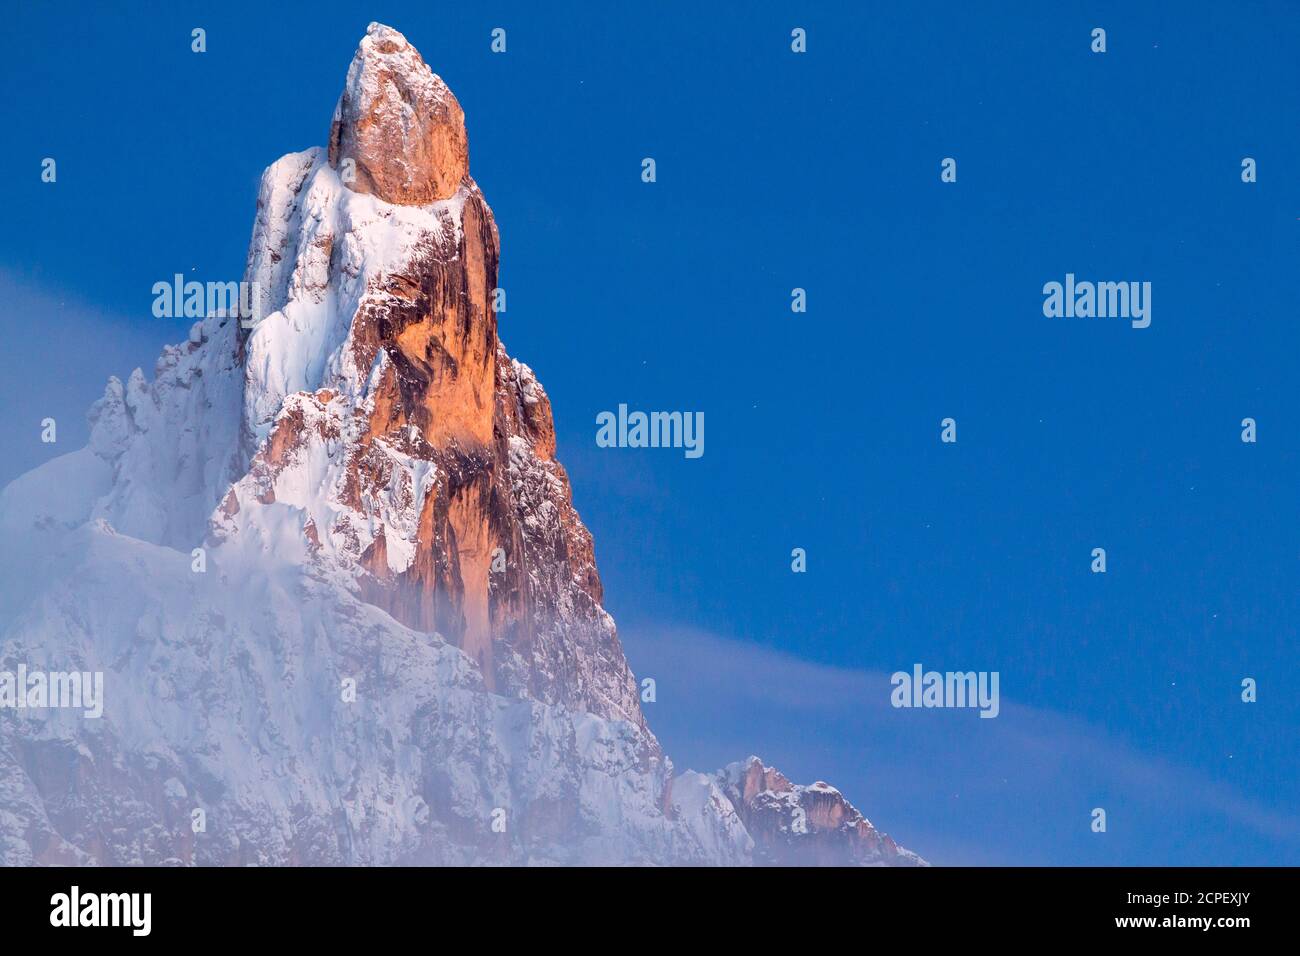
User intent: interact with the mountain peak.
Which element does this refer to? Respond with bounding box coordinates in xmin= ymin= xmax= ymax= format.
xmin=0 ymin=24 xmax=924 ymax=868
xmin=364 ymin=21 xmax=407 ymax=47
xmin=328 ymin=22 xmax=468 ymax=205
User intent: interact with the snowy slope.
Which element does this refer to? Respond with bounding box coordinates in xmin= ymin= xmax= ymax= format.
xmin=0 ymin=22 xmax=922 ymax=867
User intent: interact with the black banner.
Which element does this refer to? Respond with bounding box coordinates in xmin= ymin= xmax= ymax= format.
xmin=0 ymin=866 xmax=1285 ymax=941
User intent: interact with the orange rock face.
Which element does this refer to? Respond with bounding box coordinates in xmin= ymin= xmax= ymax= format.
xmin=225 ymin=23 xmax=647 ymax=734
xmin=328 ymin=23 xmax=470 ymax=206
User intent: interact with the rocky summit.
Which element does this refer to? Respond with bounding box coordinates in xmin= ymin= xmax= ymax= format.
xmin=0 ymin=23 xmax=922 ymax=867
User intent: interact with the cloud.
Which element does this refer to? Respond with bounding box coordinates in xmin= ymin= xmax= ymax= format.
xmin=622 ymin=624 xmax=1300 ymax=865
xmin=0 ymin=272 xmax=169 ymax=487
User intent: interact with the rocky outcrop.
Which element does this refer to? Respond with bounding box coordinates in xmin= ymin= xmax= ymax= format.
xmin=714 ymin=758 xmax=926 ymax=866
xmin=217 ymin=22 xmax=644 ymax=732
xmin=0 ymin=22 xmax=922 ymax=867
xmin=328 ymin=22 xmax=469 ymax=205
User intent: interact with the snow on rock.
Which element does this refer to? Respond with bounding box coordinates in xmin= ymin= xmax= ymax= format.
xmin=711 ymin=757 xmax=928 ymax=866
xmin=0 ymin=22 xmax=923 ymax=867
xmin=0 ymin=520 xmax=742 ymax=865
xmin=670 ymin=771 xmax=755 ymax=861
xmin=82 ymin=307 xmax=245 ymax=548
xmin=328 ymin=22 xmax=469 ymax=206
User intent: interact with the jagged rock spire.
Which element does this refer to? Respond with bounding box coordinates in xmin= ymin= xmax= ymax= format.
xmin=328 ymin=22 xmax=469 ymax=205
xmin=0 ymin=22 xmax=925 ymax=867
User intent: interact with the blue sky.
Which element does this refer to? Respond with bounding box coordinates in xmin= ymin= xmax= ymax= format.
xmin=2 ymin=1 xmax=1298 ymax=864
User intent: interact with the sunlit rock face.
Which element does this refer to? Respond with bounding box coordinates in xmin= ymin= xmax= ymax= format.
xmin=221 ymin=22 xmax=645 ymax=731
xmin=328 ymin=22 xmax=470 ymax=206
xmin=0 ymin=23 xmax=923 ymax=868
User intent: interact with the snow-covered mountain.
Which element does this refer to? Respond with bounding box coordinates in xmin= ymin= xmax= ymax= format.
xmin=0 ymin=22 xmax=923 ymax=867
